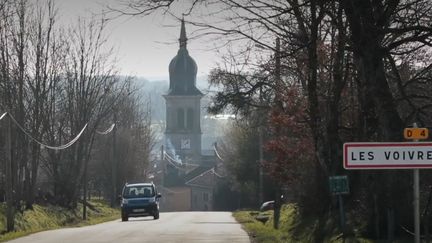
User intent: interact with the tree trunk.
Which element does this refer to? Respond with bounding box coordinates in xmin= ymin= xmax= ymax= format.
xmin=355 ymin=51 xmax=403 ymax=141
xmin=343 ymin=0 xmax=403 ymax=141
xmin=26 ymin=143 xmax=40 ymax=208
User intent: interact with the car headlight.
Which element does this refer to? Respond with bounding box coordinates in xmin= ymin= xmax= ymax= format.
xmin=121 ymin=198 xmax=129 ymax=205
xmin=148 ymin=197 xmax=156 ymax=203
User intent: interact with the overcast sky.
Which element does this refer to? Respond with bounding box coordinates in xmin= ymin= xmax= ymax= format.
xmin=55 ymin=0 xmax=218 ymax=80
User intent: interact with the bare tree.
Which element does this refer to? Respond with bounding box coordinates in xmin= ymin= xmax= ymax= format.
xmin=47 ymin=16 xmax=123 ymax=209
xmin=23 ymin=0 xmax=58 ymax=208
xmin=90 ymin=83 xmax=155 ymax=205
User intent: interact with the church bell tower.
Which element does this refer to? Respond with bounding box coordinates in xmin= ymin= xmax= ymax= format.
xmin=164 ymin=19 xmax=203 ymax=163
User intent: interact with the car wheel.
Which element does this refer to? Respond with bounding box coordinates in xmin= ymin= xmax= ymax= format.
xmin=153 ymin=211 xmax=159 ymax=220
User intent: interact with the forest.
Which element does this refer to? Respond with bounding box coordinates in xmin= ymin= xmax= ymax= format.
xmin=0 ymin=0 xmax=153 ymax=232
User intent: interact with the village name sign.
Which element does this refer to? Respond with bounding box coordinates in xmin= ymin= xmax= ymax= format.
xmin=343 ymin=142 xmax=432 ymax=169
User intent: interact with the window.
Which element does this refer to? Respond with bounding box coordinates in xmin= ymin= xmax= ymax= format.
xmin=177 ymin=108 xmax=185 ymax=129
xmin=187 ymin=108 xmax=194 ymax=130
xmin=123 ymin=185 xmax=154 ymax=198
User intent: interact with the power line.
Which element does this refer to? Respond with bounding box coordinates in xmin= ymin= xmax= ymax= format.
xmin=5 ymin=112 xmax=88 ymax=150
xmin=96 ymin=123 xmax=115 ymax=135
xmin=213 ymin=144 xmax=224 ymax=161
xmin=163 ymin=151 xmax=184 ymax=170
xmin=162 ymin=151 xmax=200 ymax=172
xmin=211 ymin=168 xmax=225 ymax=178
xmin=163 ymin=151 xmax=182 ymax=165
xmin=163 ymin=151 xmax=199 ymax=166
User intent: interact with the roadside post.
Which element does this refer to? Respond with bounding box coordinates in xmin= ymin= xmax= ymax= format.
xmin=405 ymin=123 xmax=428 ymax=243
xmin=329 ymin=175 xmax=349 ymax=232
xmin=343 ymin=123 xmax=429 ymax=243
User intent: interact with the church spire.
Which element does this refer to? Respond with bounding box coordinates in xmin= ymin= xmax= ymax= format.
xmin=179 ymin=17 xmax=187 ymax=49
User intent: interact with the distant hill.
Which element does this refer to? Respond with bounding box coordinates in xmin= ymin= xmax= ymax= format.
xmin=134 ymin=75 xmax=215 ymax=121
xmin=132 ymin=77 xmax=168 ymax=122
xmin=141 ymin=75 xmax=210 ymax=91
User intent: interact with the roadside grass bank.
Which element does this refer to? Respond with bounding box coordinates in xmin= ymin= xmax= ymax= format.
xmin=0 ymin=199 xmax=119 ymax=242
xmin=233 ymin=204 xmax=412 ymax=243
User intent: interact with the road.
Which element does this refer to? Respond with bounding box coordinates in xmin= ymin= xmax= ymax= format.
xmin=7 ymin=212 xmax=250 ymax=243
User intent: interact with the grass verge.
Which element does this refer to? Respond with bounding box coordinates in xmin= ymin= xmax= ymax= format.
xmin=0 ymin=199 xmax=119 ymax=242
xmin=233 ymin=204 xmax=412 ymax=243
xmin=233 ymin=204 xmax=301 ymax=243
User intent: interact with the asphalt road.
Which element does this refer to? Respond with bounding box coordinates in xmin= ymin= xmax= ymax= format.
xmin=7 ymin=212 xmax=251 ymax=243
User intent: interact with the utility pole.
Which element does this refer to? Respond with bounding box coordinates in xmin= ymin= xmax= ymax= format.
xmin=5 ymin=113 xmax=14 ymax=231
xmin=275 ymin=38 xmax=281 ymax=105
xmin=258 ymin=82 xmax=264 ymax=206
xmin=273 ymin=37 xmax=282 ymax=230
xmin=111 ymin=112 xmax=118 ymax=207
xmin=258 ymin=123 xmax=264 ymax=205
xmin=161 ymin=145 xmax=165 ymax=187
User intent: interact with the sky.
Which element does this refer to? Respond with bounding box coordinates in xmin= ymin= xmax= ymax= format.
xmin=55 ymin=0 xmax=218 ymax=80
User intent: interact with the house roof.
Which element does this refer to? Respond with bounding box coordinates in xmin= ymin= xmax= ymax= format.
xmin=184 ymin=165 xmax=212 ymax=182
xmin=185 ymin=168 xmax=222 ymax=189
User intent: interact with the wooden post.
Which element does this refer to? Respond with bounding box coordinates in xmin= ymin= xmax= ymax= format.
xmin=272 ymin=37 xmax=282 ymax=230
xmin=83 ymin=164 xmax=87 ymax=220
xmin=258 ymin=125 xmax=263 ymax=205
xmin=110 ymin=113 xmax=117 ymax=207
xmin=5 ymin=114 xmax=14 ymax=231
xmin=338 ymin=194 xmax=345 ymax=233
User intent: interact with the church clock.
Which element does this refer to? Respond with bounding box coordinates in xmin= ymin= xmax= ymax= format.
xmin=181 ymin=139 xmax=191 ymax=150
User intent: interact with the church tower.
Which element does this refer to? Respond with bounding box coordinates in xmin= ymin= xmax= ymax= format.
xmin=164 ymin=19 xmax=203 ymax=163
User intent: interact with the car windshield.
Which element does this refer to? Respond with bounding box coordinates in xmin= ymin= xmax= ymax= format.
xmin=123 ymin=185 xmax=155 ymax=198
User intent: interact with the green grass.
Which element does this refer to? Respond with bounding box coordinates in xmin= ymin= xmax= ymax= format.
xmin=233 ymin=204 xmax=415 ymax=243
xmin=0 ymin=199 xmax=119 ymax=242
xmin=233 ymin=204 xmax=300 ymax=243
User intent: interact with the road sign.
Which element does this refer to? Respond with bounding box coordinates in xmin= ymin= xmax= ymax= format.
xmin=344 ymin=142 xmax=432 ymax=169
xmin=329 ymin=176 xmax=349 ymax=195
xmin=404 ymin=128 xmax=429 ymax=140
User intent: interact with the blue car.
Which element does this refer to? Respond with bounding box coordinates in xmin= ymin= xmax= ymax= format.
xmin=120 ymin=182 xmax=162 ymax=221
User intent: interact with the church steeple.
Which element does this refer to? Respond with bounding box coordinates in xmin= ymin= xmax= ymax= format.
xmin=179 ymin=18 xmax=187 ymax=49
xmin=164 ymin=18 xmax=203 ymax=163
xmin=168 ymin=18 xmax=201 ymax=96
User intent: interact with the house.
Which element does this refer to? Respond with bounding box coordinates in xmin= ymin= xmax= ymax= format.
xmin=186 ymin=168 xmax=224 ymax=211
